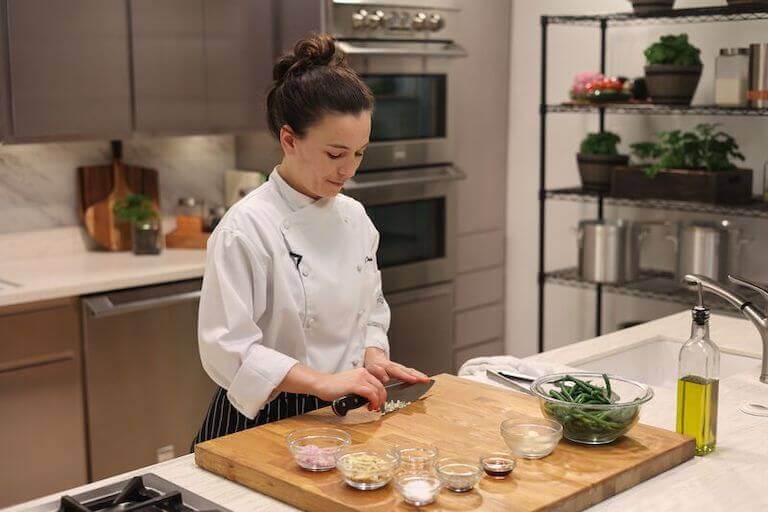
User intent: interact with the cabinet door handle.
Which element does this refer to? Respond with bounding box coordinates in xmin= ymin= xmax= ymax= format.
xmin=0 ymin=351 xmax=75 ymax=374
xmin=83 ymin=290 xmax=201 ymax=318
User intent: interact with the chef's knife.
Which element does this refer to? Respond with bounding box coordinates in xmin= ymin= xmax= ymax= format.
xmin=331 ymin=378 xmax=435 ymax=416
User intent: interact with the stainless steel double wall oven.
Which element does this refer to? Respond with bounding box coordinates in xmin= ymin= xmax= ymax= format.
xmin=330 ymin=0 xmax=466 ymax=294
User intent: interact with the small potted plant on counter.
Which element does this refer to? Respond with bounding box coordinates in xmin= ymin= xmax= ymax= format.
xmin=644 ymin=34 xmax=702 ymax=105
xmin=114 ymin=194 xmax=163 ymax=255
xmin=630 ymin=0 xmax=675 ymax=15
xmin=577 ymin=131 xmax=629 ymax=192
xmin=611 ymin=123 xmax=750 ymax=204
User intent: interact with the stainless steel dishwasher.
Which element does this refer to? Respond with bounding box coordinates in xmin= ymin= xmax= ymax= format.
xmin=81 ymin=279 xmax=216 ymax=480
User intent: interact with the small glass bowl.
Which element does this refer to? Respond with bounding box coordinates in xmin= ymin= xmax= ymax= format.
xmin=395 ymin=444 xmax=439 ymax=471
xmin=479 ymin=452 xmax=517 ymax=479
xmin=285 ymin=427 xmax=351 ymax=471
xmin=335 ymin=444 xmax=400 ymax=490
xmin=435 ymin=458 xmax=482 ymax=493
xmin=394 ymin=472 xmax=442 ymax=507
xmin=500 ymin=418 xmax=562 ymax=459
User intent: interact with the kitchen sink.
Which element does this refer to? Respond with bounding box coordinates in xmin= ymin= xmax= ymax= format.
xmin=573 ymin=337 xmax=761 ymax=389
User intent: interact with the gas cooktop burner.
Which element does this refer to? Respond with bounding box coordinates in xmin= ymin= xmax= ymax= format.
xmin=33 ymin=474 xmax=230 ymax=512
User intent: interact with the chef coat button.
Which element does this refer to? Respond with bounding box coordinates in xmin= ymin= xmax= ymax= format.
xmin=282 ymin=221 xmax=290 ymax=230
xmin=352 ymin=360 xmax=360 ymax=367
xmin=301 ymin=269 xmax=310 ymax=277
xmin=357 ymin=309 xmax=365 ymax=317
xmin=343 ymin=217 xmax=350 ymax=224
xmin=356 ymin=265 xmax=363 ymax=272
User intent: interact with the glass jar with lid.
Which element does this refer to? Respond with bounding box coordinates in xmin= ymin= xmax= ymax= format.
xmin=715 ymin=48 xmax=749 ymax=107
xmin=176 ymin=197 xmax=205 ymax=233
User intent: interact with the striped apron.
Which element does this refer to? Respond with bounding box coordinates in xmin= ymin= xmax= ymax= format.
xmin=191 ymin=387 xmax=330 ymax=449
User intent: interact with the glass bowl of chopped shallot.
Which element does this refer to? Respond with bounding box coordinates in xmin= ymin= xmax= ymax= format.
xmin=286 ymin=427 xmax=351 ymax=471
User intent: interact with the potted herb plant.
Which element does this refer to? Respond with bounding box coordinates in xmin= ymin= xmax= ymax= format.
xmin=644 ymin=34 xmax=702 ymax=105
xmin=611 ymin=124 xmax=751 ymax=204
xmin=577 ymin=132 xmax=628 ymax=192
xmin=113 ymin=194 xmax=162 ymax=255
xmin=630 ymin=0 xmax=674 ymax=14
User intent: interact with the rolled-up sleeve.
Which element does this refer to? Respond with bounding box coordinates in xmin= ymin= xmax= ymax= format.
xmin=198 ymin=228 xmax=298 ymax=419
xmin=363 ymin=227 xmax=391 ymax=358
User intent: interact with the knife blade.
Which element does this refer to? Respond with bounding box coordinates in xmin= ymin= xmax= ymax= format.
xmin=331 ymin=378 xmax=435 ymax=417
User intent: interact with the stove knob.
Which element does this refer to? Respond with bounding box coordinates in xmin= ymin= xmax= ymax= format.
xmin=365 ymin=9 xmax=384 ymax=29
xmin=352 ymin=9 xmax=367 ymax=30
xmin=411 ymin=12 xmax=427 ymax=31
xmin=427 ymin=13 xmax=444 ymax=31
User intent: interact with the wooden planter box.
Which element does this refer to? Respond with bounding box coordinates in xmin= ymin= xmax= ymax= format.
xmin=610 ymin=165 xmax=753 ymax=204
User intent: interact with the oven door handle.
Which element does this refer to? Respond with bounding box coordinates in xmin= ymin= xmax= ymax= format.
xmin=336 ymin=40 xmax=467 ymax=58
xmin=344 ymin=166 xmax=465 ymax=191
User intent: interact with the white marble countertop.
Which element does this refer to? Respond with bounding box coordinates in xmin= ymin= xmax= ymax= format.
xmin=5 ymin=313 xmax=768 ymax=511
xmin=0 ymin=227 xmax=206 ymax=307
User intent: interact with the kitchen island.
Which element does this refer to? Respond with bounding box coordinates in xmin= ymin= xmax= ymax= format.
xmin=6 ymin=311 xmax=767 ymax=512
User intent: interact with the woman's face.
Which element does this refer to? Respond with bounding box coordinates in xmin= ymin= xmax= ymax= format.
xmin=280 ymin=111 xmax=371 ymax=199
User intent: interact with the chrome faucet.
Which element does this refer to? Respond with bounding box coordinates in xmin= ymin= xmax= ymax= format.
xmin=685 ymin=274 xmax=768 ymax=384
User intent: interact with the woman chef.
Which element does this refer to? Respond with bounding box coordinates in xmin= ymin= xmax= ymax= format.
xmin=193 ymin=34 xmax=430 ymax=445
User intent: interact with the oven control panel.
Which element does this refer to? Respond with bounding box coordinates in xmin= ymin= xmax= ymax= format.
xmin=352 ymin=9 xmax=445 ymax=32
xmin=332 ymin=4 xmax=460 ymax=40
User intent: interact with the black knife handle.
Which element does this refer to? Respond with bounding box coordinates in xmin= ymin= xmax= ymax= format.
xmin=331 ymin=394 xmax=368 ymax=416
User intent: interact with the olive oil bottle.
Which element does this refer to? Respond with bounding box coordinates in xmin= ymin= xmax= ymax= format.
xmin=676 ymin=286 xmax=720 ymax=456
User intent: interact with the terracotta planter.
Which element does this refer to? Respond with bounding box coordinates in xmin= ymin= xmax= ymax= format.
xmin=631 ymin=0 xmax=675 ymax=14
xmin=644 ymin=64 xmax=702 ymax=105
xmin=610 ymin=165 xmax=753 ymax=204
xmin=576 ymin=154 xmax=629 ymax=192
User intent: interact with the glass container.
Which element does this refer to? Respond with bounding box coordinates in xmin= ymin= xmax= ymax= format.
xmin=715 ymin=48 xmax=749 ymax=107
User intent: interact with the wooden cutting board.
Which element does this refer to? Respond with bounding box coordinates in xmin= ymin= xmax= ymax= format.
xmin=78 ymin=161 xmax=159 ymax=251
xmin=195 ymin=374 xmax=695 ymax=512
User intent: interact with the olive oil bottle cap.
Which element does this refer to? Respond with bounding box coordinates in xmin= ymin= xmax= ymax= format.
xmin=692 ymin=282 xmax=710 ymax=326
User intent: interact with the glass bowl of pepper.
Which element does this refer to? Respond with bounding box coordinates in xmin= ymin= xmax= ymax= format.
xmin=530 ymin=372 xmax=654 ymax=445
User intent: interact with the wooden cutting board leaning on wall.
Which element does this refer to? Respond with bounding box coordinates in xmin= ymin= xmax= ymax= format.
xmin=195 ymin=374 xmax=695 ymax=512
xmin=78 ymin=141 xmax=159 ymax=251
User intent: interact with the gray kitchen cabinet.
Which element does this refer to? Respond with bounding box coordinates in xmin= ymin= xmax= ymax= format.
xmin=131 ymin=0 xmax=272 ymax=135
xmin=454 ymin=266 xmax=505 ymax=312
xmin=454 ymin=304 xmax=504 ymax=350
xmin=386 ymin=283 xmax=454 ymax=377
xmin=457 ymin=230 xmax=505 ymax=274
xmin=1 ymin=0 xmax=133 ymax=142
xmin=130 ymin=0 xmax=208 ymax=134
xmin=204 ymin=0 xmax=273 ymax=132
xmin=0 ymin=298 xmax=88 ymax=508
xmin=454 ymin=338 xmax=505 ymax=373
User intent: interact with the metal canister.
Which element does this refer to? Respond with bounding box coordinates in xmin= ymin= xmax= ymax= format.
xmin=577 ymin=220 xmax=646 ymax=284
xmin=748 ymin=43 xmax=768 ymax=108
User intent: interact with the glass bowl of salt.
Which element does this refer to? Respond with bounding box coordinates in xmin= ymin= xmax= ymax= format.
xmin=394 ymin=471 xmax=442 ymax=507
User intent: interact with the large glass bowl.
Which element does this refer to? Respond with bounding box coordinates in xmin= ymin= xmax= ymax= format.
xmin=530 ymin=372 xmax=654 ymax=445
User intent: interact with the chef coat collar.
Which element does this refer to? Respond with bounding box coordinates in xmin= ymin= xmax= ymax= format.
xmin=270 ymin=165 xmax=318 ymax=212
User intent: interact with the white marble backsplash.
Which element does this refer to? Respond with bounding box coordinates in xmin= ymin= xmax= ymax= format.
xmin=0 ymin=135 xmax=235 ymax=234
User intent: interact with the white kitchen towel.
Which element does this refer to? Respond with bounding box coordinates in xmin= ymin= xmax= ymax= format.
xmin=457 ymin=356 xmax=575 ymax=378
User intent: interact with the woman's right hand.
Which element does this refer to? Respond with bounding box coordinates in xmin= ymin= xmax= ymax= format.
xmin=311 ymin=368 xmax=387 ymax=411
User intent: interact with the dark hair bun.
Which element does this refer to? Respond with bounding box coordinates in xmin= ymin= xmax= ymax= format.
xmin=266 ymin=33 xmax=373 ymax=139
xmin=273 ymin=34 xmax=341 ymax=83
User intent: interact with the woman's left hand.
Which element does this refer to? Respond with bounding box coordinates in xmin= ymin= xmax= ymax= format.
xmin=363 ymin=347 xmax=431 ymax=385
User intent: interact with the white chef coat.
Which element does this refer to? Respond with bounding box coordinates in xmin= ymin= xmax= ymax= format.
xmin=198 ymin=167 xmax=391 ymax=419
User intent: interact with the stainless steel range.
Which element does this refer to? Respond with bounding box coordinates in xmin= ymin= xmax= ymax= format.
xmin=26 ymin=474 xmax=231 ymax=512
